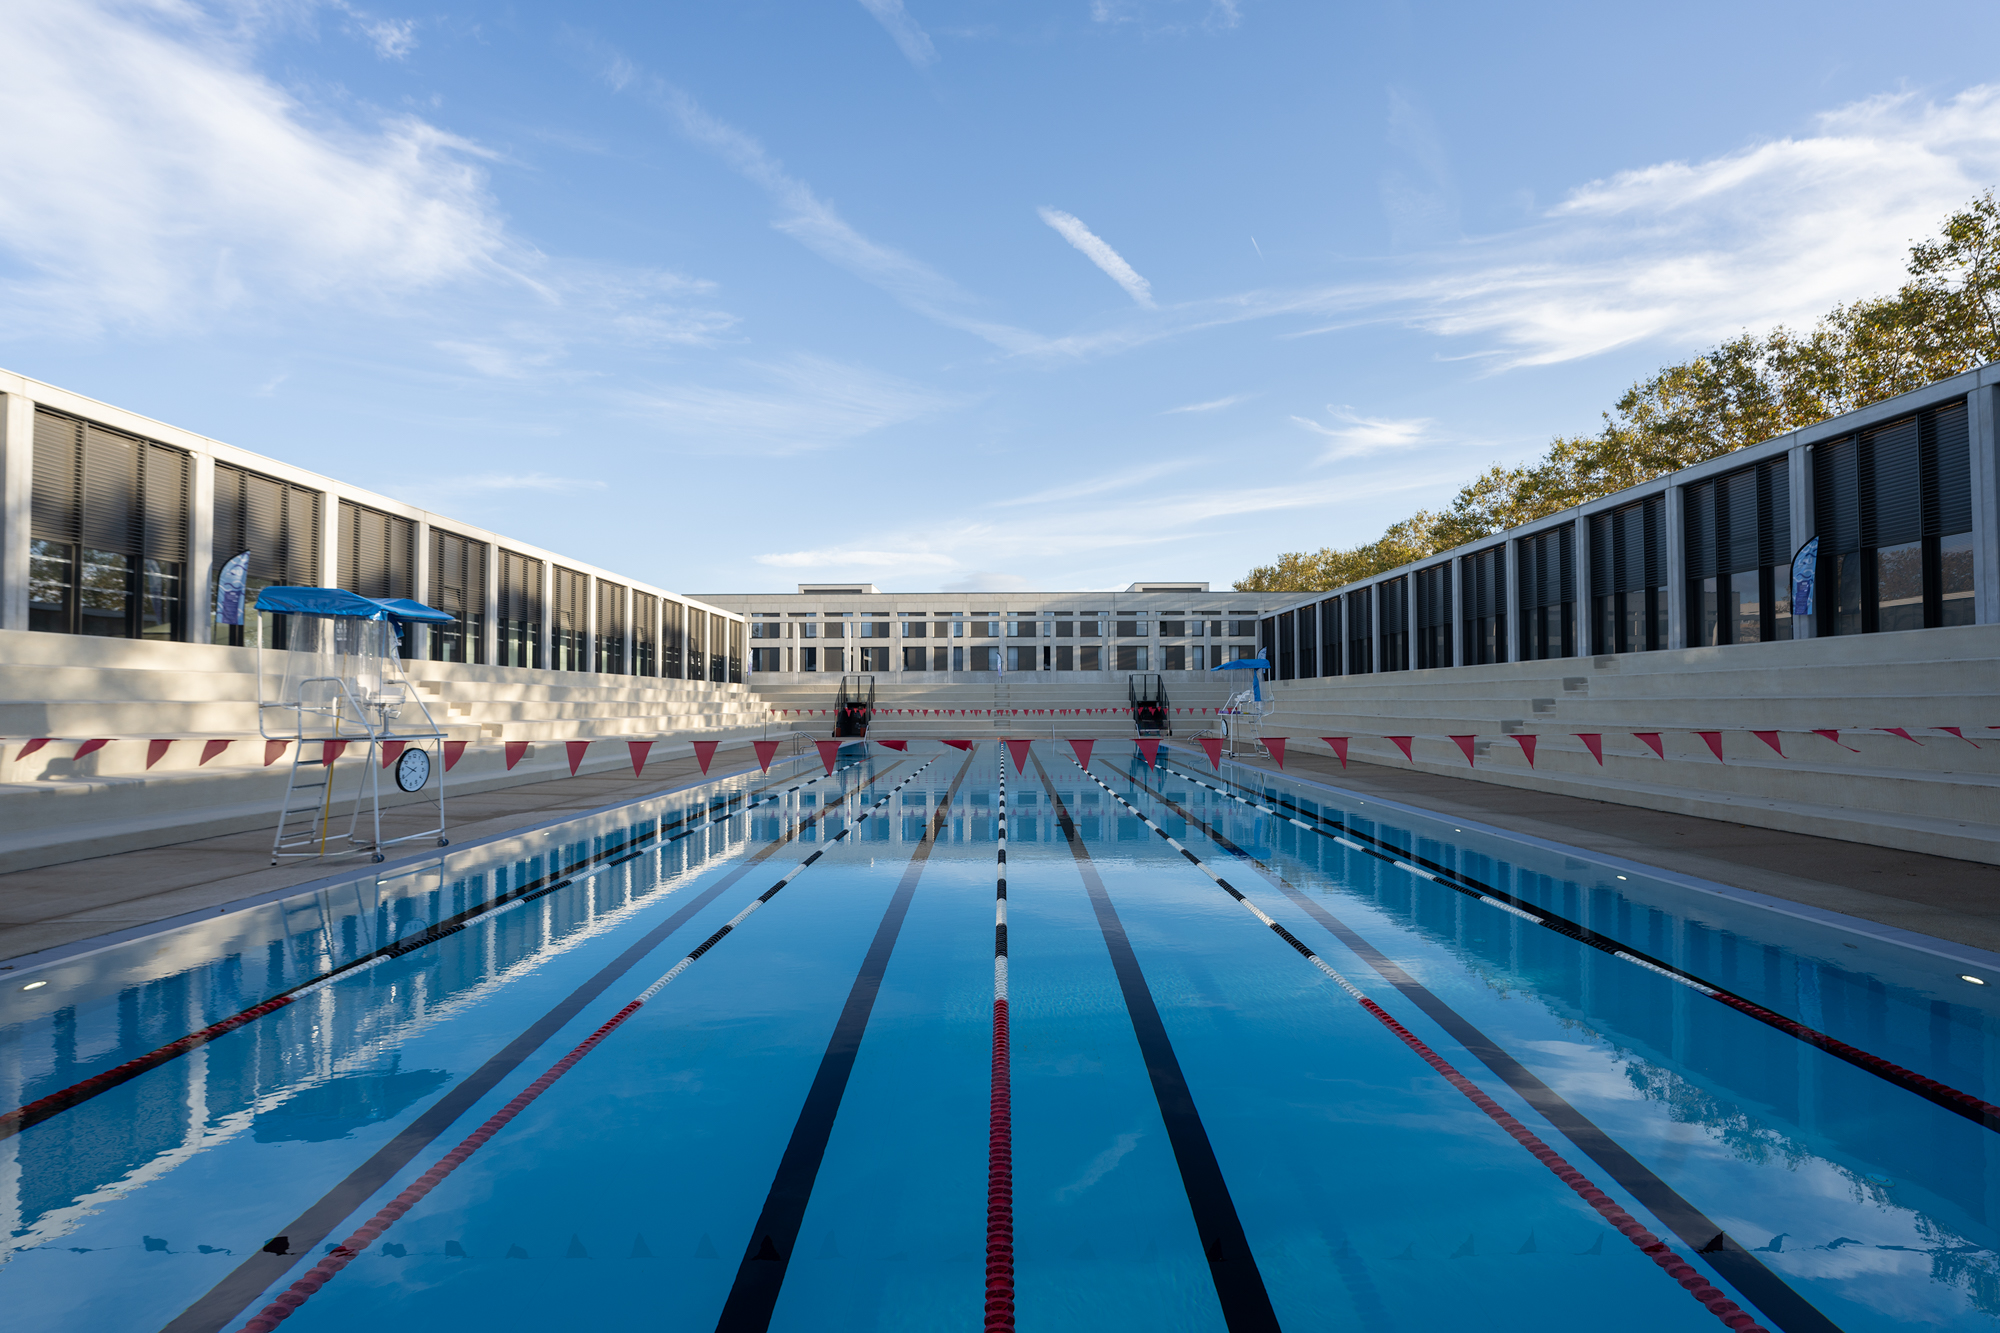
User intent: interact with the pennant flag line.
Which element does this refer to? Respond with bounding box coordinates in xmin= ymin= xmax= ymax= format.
xmin=1449 ymin=735 xmax=1477 ymax=767
xmin=1512 ymin=734 xmax=1537 ymax=767
xmin=753 ymin=739 xmax=781 ymax=773
xmin=443 ymin=740 xmax=467 ymax=771
xmin=629 ymin=740 xmax=654 ymax=776
xmin=814 ymin=739 xmax=841 ymax=775
xmin=1200 ymin=736 xmax=1224 ymax=770
xmin=1264 ymin=736 xmax=1287 ymax=769
xmin=1322 ymin=737 xmax=1349 ymax=769
xmin=380 ymin=740 xmax=407 ymax=769
xmin=146 ymin=739 xmax=173 ymax=769
xmin=1069 ymin=739 xmax=1095 ymax=769
xmin=505 ymin=741 xmax=530 ymax=771
xmin=691 ymin=740 xmax=718 ymax=775
xmin=565 ymin=740 xmax=590 ymax=776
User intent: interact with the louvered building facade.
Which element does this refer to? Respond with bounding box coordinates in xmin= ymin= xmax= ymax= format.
xmin=1 ymin=370 xmax=742 ymax=682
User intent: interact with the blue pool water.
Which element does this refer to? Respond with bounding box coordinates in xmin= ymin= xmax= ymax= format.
xmin=4 ymin=740 xmax=1999 ymax=1332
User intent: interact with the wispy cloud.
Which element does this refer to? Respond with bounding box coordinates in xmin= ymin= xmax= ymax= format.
xmin=1165 ymin=393 xmax=1247 ymax=414
xmin=621 ymin=354 xmax=964 ymax=454
xmin=1290 ymin=406 xmax=1435 ymax=462
xmin=996 ymin=457 xmax=1197 ymax=507
xmin=755 ymin=547 xmax=957 ymax=571
xmin=457 ymin=472 xmax=608 ymax=492
xmin=334 ymin=2 xmax=419 ymax=60
xmin=1038 ymin=207 xmax=1155 ymax=307
xmin=856 ymin=0 xmax=938 ymax=68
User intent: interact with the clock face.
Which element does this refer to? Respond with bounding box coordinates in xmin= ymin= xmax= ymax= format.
xmin=395 ymin=746 xmax=431 ymax=793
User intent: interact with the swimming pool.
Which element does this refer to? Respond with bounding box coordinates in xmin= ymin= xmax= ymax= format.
xmin=4 ymin=739 xmax=1997 ymax=1332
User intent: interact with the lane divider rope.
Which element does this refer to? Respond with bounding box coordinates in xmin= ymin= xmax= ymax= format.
xmin=1166 ymin=760 xmax=2000 ymax=1135
xmin=1 ymin=757 xmax=856 ymax=1142
xmin=986 ymin=748 xmax=1015 ymax=1332
xmin=1070 ymin=755 xmax=1769 ymax=1333
xmin=229 ymin=757 xmax=940 ymax=1333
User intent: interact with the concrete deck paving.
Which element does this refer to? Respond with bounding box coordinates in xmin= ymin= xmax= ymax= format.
xmin=0 ymin=746 xmax=835 ymax=968
xmin=4 ymin=743 xmax=1999 ymax=968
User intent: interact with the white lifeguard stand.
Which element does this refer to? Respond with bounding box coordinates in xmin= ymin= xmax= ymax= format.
xmin=254 ymin=587 xmax=453 ymax=864
xmin=1210 ymin=655 xmax=1273 ymax=757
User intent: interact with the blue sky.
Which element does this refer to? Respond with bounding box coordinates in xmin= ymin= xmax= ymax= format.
xmin=5 ymin=1 xmax=2000 ymax=594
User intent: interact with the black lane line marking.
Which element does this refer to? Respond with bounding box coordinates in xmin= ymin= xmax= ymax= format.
xmin=1 ymin=757 xmax=857 ymax=1141
xmin=1169 ymin=759 xmax=2000 ymax=1135
xmin=1117 ymin=761 xmax=1843 ymax=1333
xmin=160 ymin=758 xmax=913 ymax=1333
xmin=1028 ymin=750 xmax=1281 ymax=1333
xmin=715 ymin=752 xmax=977 ymax=1332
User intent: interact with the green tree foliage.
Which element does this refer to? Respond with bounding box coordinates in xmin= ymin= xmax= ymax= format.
xmin=1236 ymin=192 xmax=2000 ymax=592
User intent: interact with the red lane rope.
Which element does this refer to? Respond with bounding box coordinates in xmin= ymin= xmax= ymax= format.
xmin=986 ymin=750 xmax=1015 ymax=1331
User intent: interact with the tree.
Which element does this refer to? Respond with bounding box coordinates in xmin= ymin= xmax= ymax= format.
xmin=1235 ymin=191 xmax=2000 ymax=592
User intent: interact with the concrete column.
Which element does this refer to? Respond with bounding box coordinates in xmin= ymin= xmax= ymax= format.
xmin=1407 ymin=575 xmax=1418 ymax=670
xmin=1 ymin=392 xmax=36 ymax=631
xmin=585 ymin=575 xmax=599 ymax=673
xmin=1449 ymin=556 xmax=1465 ymax=667
xmin=1789 ymin=442 xmax=1818 ymax=638
xmin=481 ymin=542 xmax=499 ymax=665
xmin=320 ymin=492 xmax=342 ymax=589
xmin=1501 ymin=543 xmax=1521 ymax=663
xmin=1968 ymin=384 xmax=2000 ymax=626
xmin=410 ymin=518 xmax=431 ymax=659
xmin=1369 ymin=584 xmax=1381 ymax=673
xmin=538 ymin=560 xmax=553 ymax=670
xmin=622 ymin=585 xmax=634 ymax=674
xmin=1573 ymin=516 xmax=1594 ymax=656
xmin=188 ymin=453 xmax=215 ymax=640
xmin=1664 ymin=483 xmax=1688 ymax=649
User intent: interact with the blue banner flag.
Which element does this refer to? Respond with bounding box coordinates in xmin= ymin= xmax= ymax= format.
xmin=1791 ymin=536 xmax=1818 ymax=621
xmin=215 ymin=551 xmax=251 ymax=626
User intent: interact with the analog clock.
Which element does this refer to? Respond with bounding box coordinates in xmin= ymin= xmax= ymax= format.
xmin=395 ymin=746 xmax=431 ymax=793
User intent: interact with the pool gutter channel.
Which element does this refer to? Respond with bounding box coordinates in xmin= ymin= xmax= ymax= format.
xmin=160 ymin=753 xmax=923 ymax=1333
xmin=1164 ymin=762 xmax=2000 ymax=1137
xmin=2 ymin=757 xmax=870 ymax=1143
xmin=1091 ymin=755 xmax=1812 ymax=1333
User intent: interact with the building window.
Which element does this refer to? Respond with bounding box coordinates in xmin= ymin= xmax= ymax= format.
xmin=1815 ymin=400 xmax=1974 ymax=636
xmin=1115 ymin=619 xmax=1146 ymax=637
xmin=1379 ymin=579 xmax=1409 ymax=671
xmin=1056 ymin=644 xmax=1075 ymax=670
xmin=903 ymin=620 xmax=927 ymax=638
xmin=1295 ymin=603 xmax=1318 ymax=678
xmin=951 ymin=646 xmax=964 ymax=671
xmin=1007 ymin=645 xmax=1035 ymax=671
xmin=1163 ymin=645 xmax=1186 ymax=670
xmin=429 ymin=529 xmax=488 ymax=664
xmin=1686 ymin=457 xmax=1791 ymax=647
xmin=1345 ymin=588 xmax=1373 ymax=675
xmin=1276 ymin=611 xmax=1296 ymax=679
xmin=497 ymin=550 xmax=543 ymax=669
xmin=1460 ymin=546 xmax=1506 ymax=666
xmin=971 ymin=645 xmax=998 ymax=670
xmin=1079 ymin=645 xmax=1102 ymax=671
xmin=632 ymin=594 xmax=657 ymax=677
xmin=662 ymin=599 xmax=684 ymax=679
xmin=1414 ymin=564 xmax=1453 ymax=669
xmin=1159 ymin=619 xmax=1185 ymax=637
xmin=903 ymin=646 xmax=928 ymax=671
xmin=30 ymin=410 xmax=190 ymax=641
xmin=711 ymin=612 xmax=729 ymax=681
xmin=212 ymin=461 xmax=321 ymax=649
xmin=860 ymin=645 xmax=892 ymax=672
xmin=1318 ymin=596 xmax=1341 ymax=676
xmin=1115 ymin=645 xmax=1149 ymax=671
xmin=799 ymin=646 xmax=819 ymax=672
xmin=1055 ymin=620 xmax=1074 ymax=638
xmin=1228 ymin=619 xmax=1258 ymax=638
xmin=551 ymin=567 xmax=587 ymax=671
xmin=595 ymin=581 xmax=628 ymax=673
xmin=751 ymin=646 xmax=783 ymax=672
xmin=1590 ymin=496 xmax=1666 ymax=653
xmin=1188 ymin=644 xmax=1206 ymax=671
xmin=1517 ymin=527 xmax=1574 ymax=661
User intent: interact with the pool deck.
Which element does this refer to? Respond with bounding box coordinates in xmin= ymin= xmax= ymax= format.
xmin=0 ymin=749 xmax=802 ymax=971
xmin=4 ymin=744 xmax=2000 ymax=971
xmin=1220 ymin=749 xmax=2000 ymax=955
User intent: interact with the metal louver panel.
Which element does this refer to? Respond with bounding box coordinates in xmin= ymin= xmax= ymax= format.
xmin=1814 ymin=435 xmax=1860 ymax=554
xmin=31 ymin=410 xmax=81 ymax=542
xmin=81 ymin=426 xmax=139 ymax=554
xmin=339 ymin=499 xmax=415 ymax=600
xmin=143 ymin=444 xmax=189 ymax=561
xmin=1863 ymin=416 xmax=1921 ymax=548
xmin=1931 ymin=400 xmax=1972 ymax=535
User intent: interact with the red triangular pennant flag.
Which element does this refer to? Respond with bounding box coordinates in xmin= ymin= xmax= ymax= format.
xmin=1069 ymin=738 xmax=1095 ymax=768
xmin=1322 ymin=737 xmax=1349 ymax=768
xmin=565 ymin=739 xmax=590 ymax=775
xmin=321 ymin=739 xmax=348 ymax=766
xmin=815 ymin=739 xmax=841 ymax=774
xmin=1265 ymin=737 xmax=1287 ymax=769
xmin=1386 ymin=736 xmax=1415 ymax=762
xmin=74 ymin=738 xmax=110 ymax=760
xmin=1512 ymin=734 xmax=1537 ymax=767
xmin=1005 ymin=738 xmax=1032 ymax=772
xmin=691 ymin=739 xmax=718 ymax=774
xmin=753 ymin=739 xmax=780 ymax=772
xmin=1449 ymin=735 xmax=1476 ymax=767
xmin=1200 ymin=736 xmax=1224 ymax=769
xmin=264 ymin=739 xmax=291 ymax=767
xmin=200 ymin=738 xmax=232 ymax=766
xmin=146 ymin=739 xmax=173 ymax=769
xmin=943 ymin=739 xmax=975 ymax=752
xmin=629 ymin=740 xmax=654 ymax=775
xmin=1812 ymin=729 xmax=1859 ymax=751
xmin=443 ymin=740 xmax=467 ymax=771
xmin=505 ymin=740 xmax=530 ymax=770
xmin=1135 ymin=738 xmax=1161 ymax=768
xmin=1633 ymin=732 xmax=1665 ymax=758
xmin=16 ymin=738 xmax=50 ymax=759
xmin=876 ymin=739 xmax=908 ymax=751
xmin=380 ymin=739 xmax=407 ymax=769
xmin=1937 ymin=726 xmax=1979 ymax=747
xmin=1752 ymin=730 xmax=1784 ymax=756
xmin=1882 ymin=727 xmax=1922 ymax=744
xmin=1696 ymin=730 xmax=1725 ymax=762
xmin=1575 ymin=733 xmax=1603 ymax=764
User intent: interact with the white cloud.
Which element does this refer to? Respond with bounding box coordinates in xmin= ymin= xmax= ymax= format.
xmin=1038 ymin=207 xmax=1155 ymax=307
xmin=621 ymin=354 xmax=964 ymax=454
xmin=1290 ymin=406 xmax=1435 ymax=461
xmin=1164 ymin=393 xmax=1247 ymax=414
xmin=456 ymin=472 xmax=608 ymax=492
xmin=857 ymin=0 xmax=938 ymax=68
xmin=0 ymin=0 xmax=508 ymax=337
xmin=995 ymin=457 xmax=1197 ymax=507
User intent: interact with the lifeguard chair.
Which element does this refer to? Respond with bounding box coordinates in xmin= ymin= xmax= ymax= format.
xmin=254 ymin=587 xmax=454 ymax=863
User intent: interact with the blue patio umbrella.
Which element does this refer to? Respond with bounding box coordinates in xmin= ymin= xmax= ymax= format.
xmin=1211 ymin=655 xmax=1272 ymax=701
